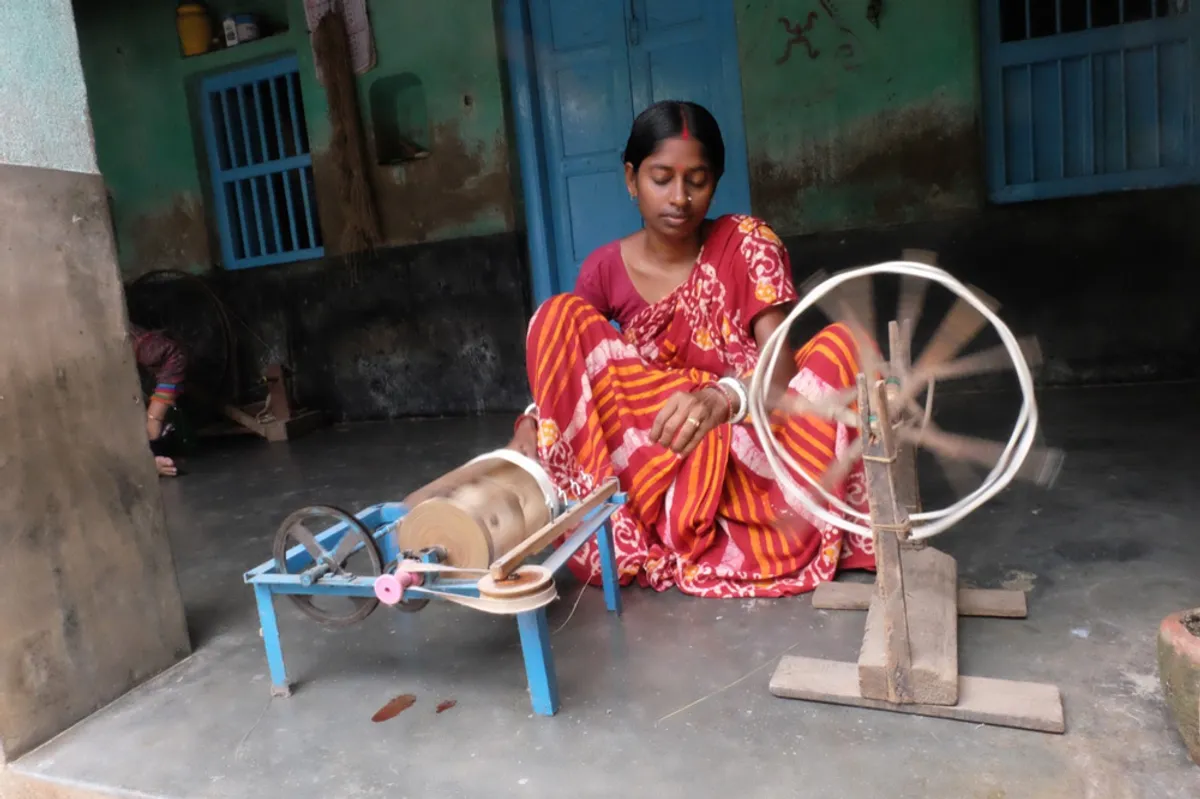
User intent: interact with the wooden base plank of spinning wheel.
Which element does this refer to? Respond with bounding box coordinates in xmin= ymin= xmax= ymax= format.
xmin=769 ymin=656 xmax=1065 ymax=734
xmin=813 ymin=581 xmax=1028 ymax=618
xmin=222 ymin=403 xmax=326 ymax=443
xmin=858 ymin=546 xmax=958 ymax=706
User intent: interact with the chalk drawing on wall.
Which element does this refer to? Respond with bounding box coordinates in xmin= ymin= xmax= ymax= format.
xmin=777 ymin=0 xmax=865 ymax=72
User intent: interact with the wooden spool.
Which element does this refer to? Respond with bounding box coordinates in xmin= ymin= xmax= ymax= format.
xmin=398 ymin=450 xmax=563 ymax=570
xmin=477 ymin=565 xmax=554 ymax=601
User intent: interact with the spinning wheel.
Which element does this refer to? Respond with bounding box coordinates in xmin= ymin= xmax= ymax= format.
xmin=273 ymin=505 xmax=384 ymax=627
xmin=125 ymin=269 xmax=237 ymax=410
xmin=754 ymin=251 xmax=1067 ymax=734
xmin=751 ymin=252 xmax=1062 ymax=539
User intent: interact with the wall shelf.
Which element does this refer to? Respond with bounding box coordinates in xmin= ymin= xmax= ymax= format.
xmin=181 ymin=33 xmax=293 ymax=77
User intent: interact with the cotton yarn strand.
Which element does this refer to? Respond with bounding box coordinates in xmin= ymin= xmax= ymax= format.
xmin=747 ymin=261 xmax=1040 ymax=541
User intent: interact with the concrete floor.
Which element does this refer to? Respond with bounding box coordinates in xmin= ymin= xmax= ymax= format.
xmin=10 ymin=383 xmax=1200 ymax=798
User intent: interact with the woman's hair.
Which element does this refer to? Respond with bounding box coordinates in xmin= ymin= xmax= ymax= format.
xmin=622 ymin=100 xmax=725 ymax=180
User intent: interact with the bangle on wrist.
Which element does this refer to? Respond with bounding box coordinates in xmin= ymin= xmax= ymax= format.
xmin=514 ymin=402 xmax=539 ymax=433
xmin=706 ymin=382 xmax=734 ymax=424
xmin=717 ymin=377 xmax=749 ymax=424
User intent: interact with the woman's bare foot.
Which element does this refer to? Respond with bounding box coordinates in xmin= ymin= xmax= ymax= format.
xmin=507 ymin=417 xmax=538 ymax=460
xmin=155 ymin=456 xmax=178 ymax=477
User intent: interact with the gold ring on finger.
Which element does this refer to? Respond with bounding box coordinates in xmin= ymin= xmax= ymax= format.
xmin=685 ymin=417 xmax=701 ymax=427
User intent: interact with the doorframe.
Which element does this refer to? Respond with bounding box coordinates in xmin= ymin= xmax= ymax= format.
xmin=501 ymin=0 xmax=752 ymax=309
xmin=501 ymin=0 xmax=558 ymax=309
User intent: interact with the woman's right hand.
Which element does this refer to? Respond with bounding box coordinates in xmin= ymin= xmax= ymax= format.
xmin=650 ymin=386 xmax=730 ymax=458
xmin=507 ymin=416 xmax=539 ymax=459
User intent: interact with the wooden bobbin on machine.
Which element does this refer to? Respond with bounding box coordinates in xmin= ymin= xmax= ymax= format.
xmin=398 ymin=450 xmax=564 ymax=570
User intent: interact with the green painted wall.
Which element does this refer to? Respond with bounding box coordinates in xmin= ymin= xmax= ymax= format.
xmin=306 ymin=0 xmax=514 ymax=250
xmin=74 ymin=0 xmax=513 ymax=277
xmin=75 ymin=0 xmax=211 ymax=274
xmin=76 ymin=0 xmax=985 ymax=276
xmin=734 ymin=0 xmax=984 ymax=236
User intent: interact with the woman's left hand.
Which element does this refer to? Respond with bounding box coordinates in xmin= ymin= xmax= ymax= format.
xmin=155 ymin=456 xmax=178 ymax=477
xmin=650 ymin=386 xmax=728 ymax=458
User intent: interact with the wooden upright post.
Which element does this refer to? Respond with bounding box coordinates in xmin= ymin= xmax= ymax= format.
xmin=855 ymin=375 xmax=914 ymax=703
xmin=887 ymin=319 xmax=924 ymax=552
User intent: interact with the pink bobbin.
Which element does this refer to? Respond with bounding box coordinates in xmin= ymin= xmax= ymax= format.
xmin=374 ymin=569 xmax=421 ymax=605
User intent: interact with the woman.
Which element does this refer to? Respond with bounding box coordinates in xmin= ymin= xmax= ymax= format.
xmin=509 ymin=101 xmax=874 ymax=598
xmin=131 ymin=324 xmax=187 ymax=477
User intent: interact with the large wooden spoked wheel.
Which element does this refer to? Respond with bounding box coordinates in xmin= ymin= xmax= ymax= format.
xmin=750 ymin=260 xmax=1064 ymax=541
xmin=272 ymin=505 xmax=384 ymax=627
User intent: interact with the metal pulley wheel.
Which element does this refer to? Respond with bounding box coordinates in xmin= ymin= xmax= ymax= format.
xmin=273 ymin=505 xmax=383 ymax=627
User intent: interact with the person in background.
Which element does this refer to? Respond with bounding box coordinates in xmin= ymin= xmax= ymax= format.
xmin=130 ymin=324 xmax=187 ymax=477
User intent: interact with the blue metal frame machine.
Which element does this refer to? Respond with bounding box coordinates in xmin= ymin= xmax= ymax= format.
xmin=244 ymin=478 xmax=626 ymax=716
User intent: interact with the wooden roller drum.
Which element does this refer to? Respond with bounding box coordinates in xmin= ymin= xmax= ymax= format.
xmin=398 ymin=449 xmax=564 ymax=572
xmin=388 ymin=450 xmax=618 ymax=613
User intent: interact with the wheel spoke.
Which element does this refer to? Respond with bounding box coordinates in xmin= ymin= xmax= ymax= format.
xmin=926 ymin=336 xmax=1043 ymax=382
xmin=889 ymin=285 xmax=1001 ymax=416
xmin=290 ymin=522 xmax=327 ymax=561
xmin=934 ymin=449 xmax=980 ymax=498
xmin=898 ymin=424 xmax=1063 ymax=487
xmin=912 ymin=285 xmax=1000 ymax=374
xmin=777 ymin=391 xmax=859 ymax=428
xmin=328 ymin=527 xmax=364 ymax=571
xmin=804 ymin=270 xmax=885 ymax=382
xmin=896 ymin=274 xmax=929 ymax=356
xmin=835 ymin=275 xmax=878 ymax=359
xmin=826 ymin=281 xmax=885 ymax=383
xmin=820 ymin=437 xmax=864 ymax=493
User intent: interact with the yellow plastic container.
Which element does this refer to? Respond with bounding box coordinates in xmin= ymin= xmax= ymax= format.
xmin=177 ymin=3 xmax=213 ymax=57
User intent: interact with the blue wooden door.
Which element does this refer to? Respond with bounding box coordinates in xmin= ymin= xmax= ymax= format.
xmin=626 ymin=0 xmax=752 ymax=222
xmin=527 ymin=0 xmax=751 ymax=299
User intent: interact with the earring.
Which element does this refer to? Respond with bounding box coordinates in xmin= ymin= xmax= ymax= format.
xmin=630 ymin=194 xmax=637 ymax=202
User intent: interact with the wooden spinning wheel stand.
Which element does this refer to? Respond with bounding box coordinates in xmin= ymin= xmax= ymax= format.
xmin=767 ymin=251 xmax=1065 ymax=734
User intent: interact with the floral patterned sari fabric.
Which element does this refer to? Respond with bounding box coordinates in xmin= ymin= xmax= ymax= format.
xmin=526 ymin=214 xmax=874 ymax=598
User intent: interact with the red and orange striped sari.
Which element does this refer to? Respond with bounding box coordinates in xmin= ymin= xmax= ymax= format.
xmin=527 ymin=214 xmax=874 ymax=598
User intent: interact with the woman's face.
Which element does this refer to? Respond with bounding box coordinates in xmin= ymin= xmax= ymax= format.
xmin=626 ymin=137 xmax=716 ymax=243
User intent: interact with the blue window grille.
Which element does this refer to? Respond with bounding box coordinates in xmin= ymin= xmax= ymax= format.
xmin=199 ymin=55 xmax=324 ymax=269
xmin=981 ymin=0 xmax=1200 ymax=203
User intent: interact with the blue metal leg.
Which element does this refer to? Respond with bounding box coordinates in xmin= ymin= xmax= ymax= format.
xmin=517 ymin=608 xmax=559 ymax=716
xmin=253 ymin=585 xmax=292 ymax=698
xmin=596 ymin=519 xmax=622 ymax=615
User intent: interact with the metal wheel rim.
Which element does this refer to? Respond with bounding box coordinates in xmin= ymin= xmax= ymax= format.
xmin=272 ymin=505 xmax=383 ymax=627
xmin=750 ymin=261 xmax=1040 ymax=541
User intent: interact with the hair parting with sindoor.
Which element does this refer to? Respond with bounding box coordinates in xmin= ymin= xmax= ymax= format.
xmin=621 ymin=100 xmax=726 ymax=180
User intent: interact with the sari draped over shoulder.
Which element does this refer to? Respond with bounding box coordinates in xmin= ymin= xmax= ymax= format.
xmin=525 ymin=214 xmax=874 ymax=598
